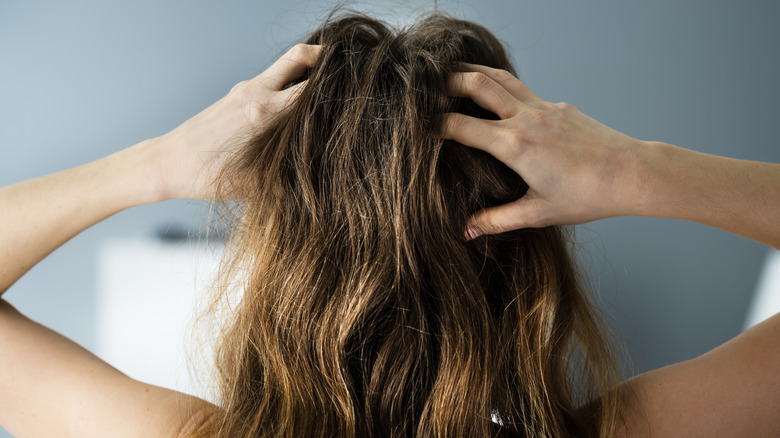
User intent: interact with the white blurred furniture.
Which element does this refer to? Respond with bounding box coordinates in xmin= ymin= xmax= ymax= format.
xmin=743 ymin=249 xmax=780 ymax=330
xmin=94 ymin=239 xmax=778 ymax=406
xmin=95 ymin=236 xmax=222 ymax=401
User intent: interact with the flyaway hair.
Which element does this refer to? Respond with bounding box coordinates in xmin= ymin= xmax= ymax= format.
xmin=201 ymin=11 xmax=621 ymax=438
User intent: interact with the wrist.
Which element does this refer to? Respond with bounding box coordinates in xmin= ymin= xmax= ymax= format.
xmin=626 ymin=140 xmax=664 ymax=218
xmin=107 ymin=138 xmax=170 ymax=206
xmin=631 ymin=140 xmax=707 ymax=220
xmin=607 ymin=139 xmax=662 ymax=219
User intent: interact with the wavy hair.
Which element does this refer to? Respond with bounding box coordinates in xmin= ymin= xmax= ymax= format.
xmin=200 ymin=12 xmax=621 ymax=438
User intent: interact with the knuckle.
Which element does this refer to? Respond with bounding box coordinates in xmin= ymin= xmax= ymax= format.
xmin=247 ymin=102 xmax=272 ymax=125
xmin=492 ymin=68 xmax=515 ymax=83
xmin=442 ymin=113 xmax=466 ymax=139
xmin=229 ymin=80 xmax=250 ymax=96
xmin=289 ymin=43 xmax=306 ymax=59
xmin=288 ymin=43 xmax=315 ymax=63
xmin=442 ymin=114 xmax=457 ymax=133
xmin=469 ymin=71 xmax=491 ymax=88
xmin=505 ymin=127 xmax=528 ymax=147
xmin=477 ymin=219 xmax=496 ymax=235
xmin=554 ymin=101 xmax=576 ymax=112
xmin=449 ymin=112 xmax=466 ymax=128
xmin=529 ymin=108 xmax=549 ymax=126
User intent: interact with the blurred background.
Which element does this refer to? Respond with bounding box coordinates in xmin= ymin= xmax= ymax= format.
xmin=1 ymin=0 xmax=779 ymax=435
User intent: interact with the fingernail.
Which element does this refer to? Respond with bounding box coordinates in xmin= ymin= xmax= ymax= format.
xmin=465 ymin=226 xmax=482 ymax=240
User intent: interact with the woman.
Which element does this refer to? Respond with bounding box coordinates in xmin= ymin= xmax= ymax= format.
xmin=1 ymin=12 xmax=778 ymax=438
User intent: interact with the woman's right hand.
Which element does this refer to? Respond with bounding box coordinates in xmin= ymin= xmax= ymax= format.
xmin=443 ymin=64 xmax=650 ymax=238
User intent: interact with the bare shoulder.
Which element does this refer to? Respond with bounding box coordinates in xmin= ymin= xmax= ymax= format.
xmin=104 ymin=381 xmax=221 ymax=438
xmin=615 ymin=313 xmax=780 ymax=437
xmin=0 ymin=298 xmax=221 ymax=437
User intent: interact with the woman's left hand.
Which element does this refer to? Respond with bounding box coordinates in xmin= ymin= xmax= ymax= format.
xmin=148 ymin=43 xmax=321 ymax=201
xmin=443 ymin=63 xmax=647 ymax=236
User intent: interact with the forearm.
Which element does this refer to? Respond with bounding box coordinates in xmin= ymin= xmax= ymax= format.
xmin=636 ymin=141 xmax=780 ymax=249
xmin=0 ymin=140 xmax=162 ymax=295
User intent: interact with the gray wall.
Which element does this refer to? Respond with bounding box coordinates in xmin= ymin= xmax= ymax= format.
xmin=2 ymin=0 xmax=778 ymax=435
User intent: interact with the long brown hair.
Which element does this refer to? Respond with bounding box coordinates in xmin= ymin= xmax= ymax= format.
xmin=201 ymin=11 xmax=621 ymax=438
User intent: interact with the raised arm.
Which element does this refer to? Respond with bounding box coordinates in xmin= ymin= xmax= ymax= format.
xmin=0 ymin=44 xmax=321 ymax=296
xmin=443 ymin=63 xmax=780 ymax=249
xmin=442 ymin=64 xmax=780 ymax=437
xmin=0 ymin=44 xmax=321 ymax=437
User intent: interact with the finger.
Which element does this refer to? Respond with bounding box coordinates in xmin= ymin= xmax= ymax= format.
xmin=259 ymin=44 xmax=322 ymax=90
xmin=442 ymin=113 xmax=516 ymax=162
xmin=448 ymin=71 xmax=519 ymax=119
xmin=268 ymin=80 xmax=308 ymax=110
xmin=458 ymin=62 xmax=540 ymax=103
xmin=464 ymin=196 xmax=545 ymax=239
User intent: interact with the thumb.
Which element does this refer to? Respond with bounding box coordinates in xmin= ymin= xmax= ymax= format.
xmin=464 ymin=196 xmax=545 ymax=240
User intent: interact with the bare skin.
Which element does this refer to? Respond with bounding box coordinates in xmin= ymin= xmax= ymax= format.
xmin=1 ymin=45 xmax=778 ymax=436
xmin=0 ymin=43 xmax=321 ymax=438
xmin=446 ymin=63 xmax=780 ymax=250
xmin=444 ymin=64 xmax=780 ymax=437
